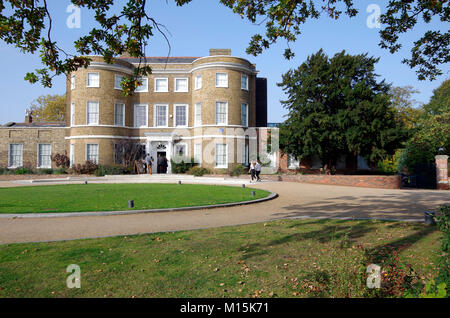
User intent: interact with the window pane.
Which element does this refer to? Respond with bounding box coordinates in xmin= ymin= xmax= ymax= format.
xmin=241 ymin=103 xmax=248 ymax=126
xmin=155 ymin=78 xmax=168 ymax=92
xmin=114 ymin=75 xmax=123 ymax=89
xmin=194 ymin=143 xmax=202 ymax=163
xmin=115 ymin=103 xmax=124 ymax=126
xmin=216 ymin=73 xmax=228 ymax=87
xmin=215 ymin=102 xmax=227 ymax=124
xmin=71 ymin=75 xmax=75 ymax=89
xmin=87 ymin=73 xmax=99 ymax=87
xmin=175 ymin=105 xmax=187 ymax=126
xmin=39 ymin=144 xmax=51 ymax=168
xmin=87 ymin=101 xmax=99 ymax=124
xmin=135 ymin=77 xmax=148 ymax=92
xmin=87 ymin=144 xmax=99 ymax=164
xmin=241 ymin=74 xmax=248 ymax=90
xmin=135 ymin=105 xmax=147 ymax=127
xmin=195 ymin=76 xmax=202 ymax=89
xmin=155 ymin=105 xmax=167 ymax=126
xmin=215 ymin=144 xmax=227 ymax=167
xmin=195 ymin=103 xmax=202 ymax=126
xmin=71 ymin=102 xmax=75 ymax=126
xmin=175 ymin=78 xmax=188 ymax=92
xmin=9 ymin=144 xmax=23 ymax=167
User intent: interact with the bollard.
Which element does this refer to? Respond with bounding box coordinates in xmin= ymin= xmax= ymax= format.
xmin=242 ymin=184 xmax=245 ymax=188
xmin=84 ymin=180 xmax=88 ymax=185
xmin=251 ymin=191 xmax=255 ymax=196
xmin=178 ymin=180 xmax=182 ymax=185
xmin=128 ymin=200 xmax=134 ymax=208
xmin=424 ymin=211 xmax=436 ymax=225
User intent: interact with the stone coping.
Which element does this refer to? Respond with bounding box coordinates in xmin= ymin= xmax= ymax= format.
xmin=0 ymin=190 xmax=278 ymax=219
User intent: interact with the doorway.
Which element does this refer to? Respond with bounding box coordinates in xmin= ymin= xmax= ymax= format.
xmin=157 ymin=151 xmax=167 ymax=174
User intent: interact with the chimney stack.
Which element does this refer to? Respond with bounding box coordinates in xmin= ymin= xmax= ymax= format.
xmin=25 ymin=110 xmax=32 ymax=124
xmin=209 ymin=48 xmax=231 ymax=56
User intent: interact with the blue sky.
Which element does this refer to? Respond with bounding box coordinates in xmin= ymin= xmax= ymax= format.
xmin=0 ymin=0 xmax=448 ymax=124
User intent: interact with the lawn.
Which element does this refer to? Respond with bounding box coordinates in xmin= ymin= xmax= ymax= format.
xmin=0 ymin=218 xmax=443 ymax=297
xmin=0 ymin=184 xmax=270 ymax=213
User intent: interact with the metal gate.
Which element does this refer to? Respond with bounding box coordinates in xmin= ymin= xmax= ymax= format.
xmin=402 ymin=162 xmax=437 ymax=189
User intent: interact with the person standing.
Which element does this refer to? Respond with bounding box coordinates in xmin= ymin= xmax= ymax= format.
xmin=145 ymin=153 xmax=153 ymax=175
xmin=157 ymin=154 xmax=162 ymax=174
xmin=249 ymin=161 xmax=256 ymax=182
xmin=162 ymin=156 xmax=168 ymax=173
xmin=255 ymin=160 xmax=262 ymax=182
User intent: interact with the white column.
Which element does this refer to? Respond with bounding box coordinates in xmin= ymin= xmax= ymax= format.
xmin=167 ymin=140 xmax=172 ymax=174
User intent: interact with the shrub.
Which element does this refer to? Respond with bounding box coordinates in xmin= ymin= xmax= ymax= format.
xmin=377 ymin=149 xmax=402 ymax=175
xmin=51 ymin=153 xmax=70 ymax=168
xmin=229 ymin=164 xmax=247 ymax=177
xmin=36 ymin=168 xmax=53 ymax=175
xmin=71 ymin=161 xmax=98 ymax=174
xmin=187 ymin=166 xmax=210 ymax=176
xmin=53 ymin=168 xmax=67 ymax=175
xmin=171 ymin=158 xmax=196 ymax=174
xmin=94 ymin=165 xmax=132 ymax=177
xmin=13 ymin=167 xmax=33 ymax=175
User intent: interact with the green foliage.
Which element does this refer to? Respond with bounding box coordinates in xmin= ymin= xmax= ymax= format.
xmin=27 ymin=94 xmax=66 ymax=122
xmin=279 ymin=49 xmax=407 ymax=169
xmin=94 ymin=165 xmax=132 ymax=177
xmin=186 ymin=166 xmax=210 ymax=177
xmin=378 ymin=149 xmax=402 ymax=174
xmin=13 ymin=167 xmax=34 ymax=175
xmin=170 ymin=158 xmax=196 ymax=174
xmin=423 ymin=79 xmax=450 ymax=116
xmin=389 ymin=86 xmax=423 ymax=129
xmin=229 ymin=164 xmax=247 ymax=177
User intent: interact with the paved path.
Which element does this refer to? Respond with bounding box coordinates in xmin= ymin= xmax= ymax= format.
xmin=0 ymin=182 xmax=448 ymax=244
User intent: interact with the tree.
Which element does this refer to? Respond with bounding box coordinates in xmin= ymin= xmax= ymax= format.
xmin=423 ymin=79 xmax=450 ymax=116
xmin=389 ymin=86 xmax=423 ymax=129
xmin=278 ymin=49 xmax=408 ymax=170
xmin=27 ymin=94 xmax=66 ymax=122
xmin=0 ymin=0 xmax=447 ymax=93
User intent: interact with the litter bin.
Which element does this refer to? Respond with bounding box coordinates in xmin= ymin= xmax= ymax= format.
xmin=424 ymin=211 xmax=436 ymax=225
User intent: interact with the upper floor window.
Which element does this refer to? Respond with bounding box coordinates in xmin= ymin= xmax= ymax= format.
xmin=114 ymin=102 xmax=125 ymax=126
xmin=215 ymin=73 xmax=228 ymax=88
xmin=71 ymin=75 xmax=75 ymax=90
xmin=87 ymin=72 xmax=100 ymax=87
xmin=194 ymin=103 xmax=202 ymax=126
xmin=215 ymin=102 xmax=228 ymax=125
xmin=241 ymin=74 xmax=248 ymax=90
xmin=114 ymin=75 xmax=124 ymax=90
xmin=154 ymin=104 xmax=168 ymax=127
xmin=241 ymin=103 xmax=248 ymax=126
xmin=86 ymin=101 xmax=99 ymax=125
xmin=135 ymin=77 xmax=148 ymax=93
xmin=38 ymin=144 xmax=52 ymax=168
xmin=175 ymin=78 xmax=188 ymax=92
xmin=134 ymin=104 xmax=148 ymax=127
xmin=9 ymin=144 xmax=23 ymax=168
xmin=174 ymin=104 xmax=188 ymax=127
xmin=194 ymin=75 xmax=202 ymax=90
xmin=154 ymin=78 xmax=168 ymax=92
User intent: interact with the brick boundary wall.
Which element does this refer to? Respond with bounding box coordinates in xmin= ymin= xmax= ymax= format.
xmin=206 ymin=174 xmax=401 ymax=189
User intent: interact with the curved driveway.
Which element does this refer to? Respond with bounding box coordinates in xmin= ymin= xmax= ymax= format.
xmin=0 ymin=182 xmax=449 ymax=244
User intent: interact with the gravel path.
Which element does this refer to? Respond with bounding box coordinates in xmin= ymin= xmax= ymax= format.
xmin=0 ymin=182 xmax=448 ymax=244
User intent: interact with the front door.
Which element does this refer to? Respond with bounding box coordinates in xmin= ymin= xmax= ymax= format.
xmin=156 ymin=151 xmax=167 ymax=174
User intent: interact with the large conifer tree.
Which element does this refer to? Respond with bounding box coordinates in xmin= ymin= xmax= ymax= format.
xmin=278 ymin=49 xmax=407 ymax=169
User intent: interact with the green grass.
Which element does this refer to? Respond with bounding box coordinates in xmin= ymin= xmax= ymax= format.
xmin=0 ymin=184 xmax=270 ymax=213
xmin=0 ymin=219 xmax=442 ymax=298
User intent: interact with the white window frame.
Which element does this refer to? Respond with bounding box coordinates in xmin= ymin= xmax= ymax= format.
xmin=241 ymin=74 xmax=248 ymax=90
xmin=173 ymin=104 xmax=189 ymax=127
xmin=174 ymin=77 xmax=189 ymax=93
xmin=194 ymin=143 xmax=202 ymax=164
xmin=134 ymin=103 xmax=148 ymax=128
xmin=215 ymin=101 xmax=228 ymax=125
xmin=215 ymin=72 xmax=228 ymax=88
xmin=114 ymin=102 xmax=125 ymax=126
xmin=154 ymin=104 xmax=169 ymax=127
xmin=86 ymin=143 xmax=99 ymax=164
xmin=194 ymin=103 xmax=202 ymax=126
xmin=215 ymin=143 xmax=228 ymax=168
xmin=194 ymin=75 xmax=202 ymax=90
xmin=86 ymin=101 xmax=99 ymax=125
xmin=86 ymin=72 xmax=100 ymax=88
xmin=71 ymin=74 xmax=75 ymax=90
xmin=154 ymin=77 xmax=169 ymax=92
xmin=70 ymin=102 xmax=75 ymax=126
xmin=135 ymin=76 xmax=148 ymax=93
xmin=241 ymin=103 xmax=248 ymax=127
xmin=70 ymin=144 xmax=75 ymax=167
xmin=114 ymin=74 xmax=124 ymax=90
xmin=8 ymin=143 xmax=23 ymax=168
xmin=37 ymin=143 xmax=52 ymax=169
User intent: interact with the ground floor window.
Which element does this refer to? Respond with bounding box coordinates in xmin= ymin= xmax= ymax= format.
xmin=215 ymin=144 xmax=227 ymax=168
xmin=86 ymin=144 xmax=99 ymax=164
xmin=174 ymin=143 xmax=187 ymax=157
xmin=70 ymin=144 xmax=74 ymax=167
xmin=114 ymin=143 xmax=124 ymax=165
xmin=9 ymin=144 xmax=23 ymax=168
xmin=194 ymin=143 xmax=202 ymax=163
xmin=38 ymin=144 xmax=51 ymax=168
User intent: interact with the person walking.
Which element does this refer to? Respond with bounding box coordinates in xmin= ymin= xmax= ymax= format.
xmin=249 ymin=161 xmax=256 ymax=182
xmin=255 ymin=160 xmax=262 ymax=182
